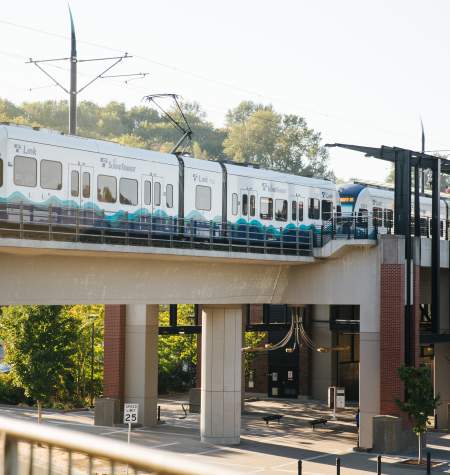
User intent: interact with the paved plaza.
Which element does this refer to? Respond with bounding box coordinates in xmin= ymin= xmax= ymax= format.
xmin=1 ymin=396 xmax=450 ymax=474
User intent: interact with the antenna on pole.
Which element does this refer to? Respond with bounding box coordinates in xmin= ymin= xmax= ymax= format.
xmin=143 ymin=94 xmax=193 ymax=154
xmin=27 ymin=5 xmax=149 ymax=136
xmin=69 ymin=5 xmax=77 ymax=135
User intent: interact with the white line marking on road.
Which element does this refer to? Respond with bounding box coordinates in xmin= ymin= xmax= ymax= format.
xmin=150 ymin=442 xmax=179 ymax=449
xmin=99 ymin=429 xmax=127 ymax=436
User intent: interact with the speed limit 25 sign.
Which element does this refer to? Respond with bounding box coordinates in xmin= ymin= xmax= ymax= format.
xmin=123 ymin=403 xmax=139 ymax=424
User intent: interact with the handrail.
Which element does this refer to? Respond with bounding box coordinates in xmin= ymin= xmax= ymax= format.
xmin=0 ymin=415 xmax=237 ymax=475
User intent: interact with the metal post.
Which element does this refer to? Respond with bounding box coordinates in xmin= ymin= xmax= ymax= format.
xmin=90 ymin=320 xmax=95 ymax=408
xmin=427 ymin=452 xmax=431 ymax=475
xmin=69 ymin=7 xmax=77 ymax=135
xmin=414 ymin=162 xmax=421 ymax=237
xmin=336 ymin=457 xmax=340 ymax=475
xmin=169 ymin=305 xmax=177 ymax=327
xmin=157 ymin=405 xmax=161 ymax=422
xmin=298 ymin=459 xmax=302 ymax=475
xmin=377 ymin=455 xmax=381 ymax=475
xmin=431 ymin=160 xmax=441 ymax=335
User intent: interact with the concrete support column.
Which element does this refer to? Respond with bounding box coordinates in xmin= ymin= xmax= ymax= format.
xmin=124 ymin=304 xmax=159 ymax=427
xmin=434 ymin=343 xmax=450 ymax=429
xmin=359 ymin=303 xmax=380 ymax=450
xmin=311 ymin=305 xmax=333 ymax=401
xmin=201 ymin=305 xmax=242 ymax=445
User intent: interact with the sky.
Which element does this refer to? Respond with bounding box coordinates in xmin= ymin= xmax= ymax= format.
xmin=0 ymin=0 xmax=449 ymax=182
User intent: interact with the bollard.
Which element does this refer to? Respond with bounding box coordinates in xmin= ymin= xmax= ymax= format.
xmin=298 ymin=459 xmax=302 ymax=475
xmin=157 ymin=405 xmax=161 ymax=422
xmin=336 ymin=457 xmax=340 ymax=475
xmin=427 ymin=452 xmax=431 ymax=475
xmin=377 ymin=455 xmax=381 ymax=475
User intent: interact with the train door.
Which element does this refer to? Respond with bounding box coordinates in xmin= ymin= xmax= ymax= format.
xmin=141 ymin=175 xmax=154 ymax=215
xmin=69 ymin=164 xmax=94 ymax=225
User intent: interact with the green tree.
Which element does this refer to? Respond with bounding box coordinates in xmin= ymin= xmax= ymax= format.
xmin=158 ymin=305 xmax=197 ymax=393
xmin=224 ymin=101 xmax=333 ymax=179
xmin=243 ymin=331 xmax=266 ymax=380
xmin=396 ymin=365 xmax=439 ymax=463
xmin=0 ymin=305 xmax=77 ymax=422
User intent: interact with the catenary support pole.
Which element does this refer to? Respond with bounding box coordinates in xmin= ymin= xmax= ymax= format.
xmin=69 ymin=7 xmax=77 ymax=135
xmin=431 ymin=160 xmax=441 ymax=335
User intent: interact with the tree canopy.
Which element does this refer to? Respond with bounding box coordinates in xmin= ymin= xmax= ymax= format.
xmin=0 ymin=98 xmax=333 ymax=179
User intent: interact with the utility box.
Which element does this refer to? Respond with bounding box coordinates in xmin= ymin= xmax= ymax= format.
xmin=94 ymin=397 xmax=120 ymax=426
xmin=328 ymin=386 xmax=345 ymax=409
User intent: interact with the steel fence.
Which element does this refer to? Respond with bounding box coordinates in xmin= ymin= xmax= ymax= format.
xmin=0 ymin=415 xmax=237 ymax=475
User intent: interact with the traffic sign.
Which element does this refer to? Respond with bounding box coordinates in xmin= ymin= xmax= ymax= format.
xmin=124 ymin=403 xmax=139 ymax=424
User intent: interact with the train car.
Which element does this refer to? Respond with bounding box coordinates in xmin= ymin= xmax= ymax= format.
xmin=339 ymin=181 xmax=449 ymax=238
xmin=0 ymin=123 xmax=340 ymax=247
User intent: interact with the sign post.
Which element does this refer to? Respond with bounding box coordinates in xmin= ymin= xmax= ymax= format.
xmin=123 ymin=403 xmax=139 ymax=444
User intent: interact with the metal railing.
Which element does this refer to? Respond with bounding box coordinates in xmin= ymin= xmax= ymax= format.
xmin=0 ymin=202 xmax=314 ymax=256
xmin=0 ymin=415 xmax=236 ymax=475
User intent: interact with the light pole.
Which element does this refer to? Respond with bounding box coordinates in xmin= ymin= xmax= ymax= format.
xmin=89 ymin=314 xmax=95 ymax=409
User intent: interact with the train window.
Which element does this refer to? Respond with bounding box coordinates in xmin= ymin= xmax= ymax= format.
xmin=260 ymin=197 xmax=273 ymax=220
xmin=292 ymin=201 xmax=297 ymax=221
xmin=14 ymin=156 xmax=37 ymax=187
xmin=308 ymin=198 xmax=320 ymax=220
xmin=298 ymin=201 xmax=304 ymax=221
xmin=0 ymin=159 xmax=3 ymax=187
xmin=144 ymin=181 xmax=151 ymax=205
xmin=384 ymin=209 xmax=393 ymax=228
xmin=250 ymin=195 xmax=256 ymax=216
xmin=357 ymin=208 xmax=368 ymax=226
xmin=373 ymin=207 xmax=383 ymax=227
xmin=82 ymin=172 xmax=90 ymax=198
xmin=232 ymin=193 xmax=238 ymax=215
xmin=166 ymin=184 xmax=173 ymax=208
xmin=321 ymin=200 xmax=332 ymax=220
xmin=71 ymin=170 xmax=79 ymax=197
xmin=275 ymin=199 xmax=287 ymax=221
xmin=195 ymin=185 xmax=211 ymax=211
xmin=41 ymin=160 xmax=62 ymax=190
xmin=154 ymin=182 xmax=161 ymax=206
xmin=97 ymin=175 xmax=117 ymax=203
xmin=242 ymin=194 xmax=248 ymax=215
xmin=119 ymin=178 xmax=138 ymax=206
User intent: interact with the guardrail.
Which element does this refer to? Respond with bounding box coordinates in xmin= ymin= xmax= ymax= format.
xmin=0 ymin=415 xmax=237 ymax=475
xmin=0 ymin=202 xmax=314 ymax=256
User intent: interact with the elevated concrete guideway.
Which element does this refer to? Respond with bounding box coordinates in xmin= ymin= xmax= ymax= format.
xmin=0 ymin=237 xmax=374 ymax=305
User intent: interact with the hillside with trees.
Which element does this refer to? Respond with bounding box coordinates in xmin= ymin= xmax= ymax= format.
xmin=0 ymin=98 xmax=333 ymax=179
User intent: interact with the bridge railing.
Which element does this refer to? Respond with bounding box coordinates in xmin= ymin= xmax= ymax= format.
xmin=0 ymin=202 xmax=314 ymax=256
xmin=0 ymin=415 xmax=236 ymax=475
xmin=0 ymin=202 xmax=386 ymax=255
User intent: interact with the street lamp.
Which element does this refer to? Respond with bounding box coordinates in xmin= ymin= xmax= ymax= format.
xmin=89 ymin=314 xmax=95 ymax=409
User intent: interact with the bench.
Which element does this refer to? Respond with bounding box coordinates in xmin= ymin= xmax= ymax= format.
xmin=309 ymin=418 xmax=328 ymax=430
xmin=262 ymin=414 xmax=283 ymax=425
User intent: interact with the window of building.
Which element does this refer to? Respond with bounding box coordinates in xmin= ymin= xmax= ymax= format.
xmin=384 ymin=208 xmax=393 ymax=228
xmin=166 ymin=184 xmax=173 ymax=208
xmin=242 ymin=194 xmax=248 ymax=215
xmin=250 ymin=195 xmax=256 ymax=217
xmin=82 ymin=172 xmax=91 ymax=198
xmin=41 ymin=160 xmax=62 ymax=190
xmin=144 ymin=181 xmax=151 ymax=205
xmin=71 ymin=170 xmax=79 ymax=197
xmin=292 ymin=201 xmax=297 ymax=221
xmin=119 ymin=178 xmax=138 ymax=206
xmin=275 ymin=199 xmax=287 ymax=221
xmin=298 ymin=201 xmax=304 ymax=221
xmin=97 ymin=175 xmax=117 ymax=203
xmin=321 ymin=200 xmax=332 ymax=220
xmin=373 ymin=207 xmax=383 ymax=227
xmin=14 ymin=156 xmax=37 ymax=187
xmin=308 ymin=198 xmax=320 ymax=219
xmin=0 ymin=159 xmax=3 ymax=187
xmin=195 ymin=185 xmax=211 ymax=211
xmin=260 ymin=197 xmax=273 ymax=220
xmin=154 ymin=182 xmax=161 ymax=206
xmin=232 ymin=193 xmax=238 ymax=215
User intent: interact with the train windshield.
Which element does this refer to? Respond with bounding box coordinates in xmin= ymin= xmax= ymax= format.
xmin=339 ymin=184 xmax=365 ymax=216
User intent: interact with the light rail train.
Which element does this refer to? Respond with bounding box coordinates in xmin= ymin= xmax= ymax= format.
xmin=0 ymin=124 xmax=340 ymax=244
